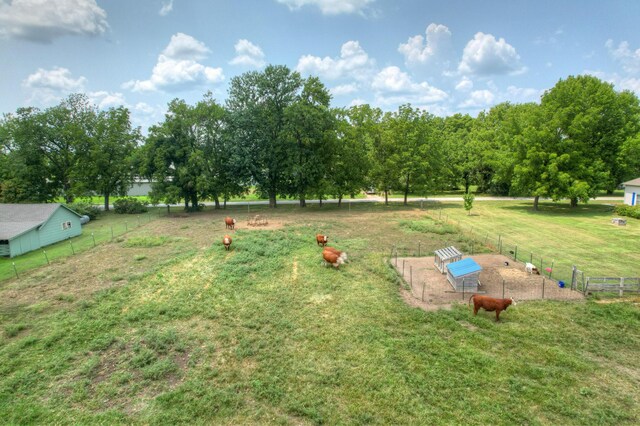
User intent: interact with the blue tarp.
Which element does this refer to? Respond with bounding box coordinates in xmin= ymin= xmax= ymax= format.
xmin=447 ymin=258 xmax=482 ymax=278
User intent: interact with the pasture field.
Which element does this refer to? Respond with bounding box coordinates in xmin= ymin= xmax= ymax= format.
xmin=0 ymin=202 xmax=638 ymax=424
xmin=428 ymin=200 xmax=638 ymax=282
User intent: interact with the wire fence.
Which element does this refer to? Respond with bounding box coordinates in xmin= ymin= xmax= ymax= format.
xmin=0 ymin=211 xmax=163 ymax=281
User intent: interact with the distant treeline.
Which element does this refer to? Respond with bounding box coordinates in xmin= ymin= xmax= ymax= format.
xmin=2 ymin=66 xmax=639 ymax=211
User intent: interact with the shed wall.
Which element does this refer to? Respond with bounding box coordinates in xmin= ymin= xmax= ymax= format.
xmin=9 ymin=229 xmax=40 ymax=257
xmin=39 ymin=207 xmax=82 ymax=247
xmin=624 ymin=185 xmax=638 ymax=206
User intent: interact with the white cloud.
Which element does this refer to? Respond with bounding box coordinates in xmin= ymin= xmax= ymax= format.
xmin=330 ymin=84 xmax=358 ymax=96
xmin=458 ymin=32 xmax=524 ymax=75
xmin=586 ymin=70 xmax=640 ymax=95
xmin=296 ymin=40 xmax=374 ymax=80
xmin=23 ymin=67 xmax=86 ymax=92
xmin=88 ymin=91 xmax=126 ymax=109
xmin=459 ymin=89 xmax=495 ymax=108
xmin=372 ymin=66 xmax=448 ymax=105
xmin=230 ymin=39 xmax=266 ymax=68
xmin=0 ymin=0 xmax=108 ymax=43
xmin=276 ymin=0 xmax=374 ymax=15
xmin=605 ymin=39 xmax=640 ymax=74
xmin=124 ymin=33 xmax=224 ymax=92
xmin=349 ymin=98 xmax=367 ymax=107
xmin=159 ymin=0 xmax=174 ymax=16
xmin=455 ymin=76 xmax=473 ymax=92
xmin=505 ymin=86 xmax=541 ymax=103
xmin=398 ymin=23 xmax=453 ymax=66
xmin=161 ymin=32 xmax=210 ymax=61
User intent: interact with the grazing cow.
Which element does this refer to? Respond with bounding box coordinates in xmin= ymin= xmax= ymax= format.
xmin=224 ymin=217 xmax=236 ymax=230
xmin=468 ymin=295 xmax=515 ymax=321
xmin=322 ymin=246 xmax=347 ymax=268
xmin=525 ymin=262 xmax=540 ymax=275
xmin=223 ymin=235 xmax=232 ymax=251
xmin=316 ymin=234 xmax=329 ymax=247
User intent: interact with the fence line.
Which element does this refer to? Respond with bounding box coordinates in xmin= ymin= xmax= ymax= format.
xmin=1 ymin=211 xmax=162 ymax=281
xmin=584 ymin=277 xmax=640 ymax=296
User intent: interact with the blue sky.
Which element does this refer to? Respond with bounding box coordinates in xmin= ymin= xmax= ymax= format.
xmin=2 ymin=0 xmax=640 ymax=133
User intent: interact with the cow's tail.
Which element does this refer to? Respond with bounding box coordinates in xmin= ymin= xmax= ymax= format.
xmin=468 ymin=294 xmax=475 ymax=306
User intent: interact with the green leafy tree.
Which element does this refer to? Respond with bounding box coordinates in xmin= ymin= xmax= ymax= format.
xmin=142 ymin=99 xmax=205 ymax=211
xmin=330 ymin=105 xmax=377 ymax=206
xmin=284 ymin=76 xmax=336 ymax=207
xmin=441 ymin=113 xmax=476 ymax=192
xmin=194 ymin=92 xmax=245 ymax=209
xmin=227 ymin=65 xmax=303 ymax=208
xmin=371 ymin=111 xmax=401 ymax=205
xmin=540 ymin=75 xmax=634 ymax=206
xmin=85 ymin=107 xmax=140 ymax=211
xmin=0 ymin=94 xmax=96 ymax=203
xmin=463 ymin=191 xmax=475 ymax=215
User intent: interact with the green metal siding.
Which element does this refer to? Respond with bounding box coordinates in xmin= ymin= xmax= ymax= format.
xmin=9 ymin=229 xmax=40 ymax=257
xmin=0 ymin=243 xmax=9 ymax=256
xmin=38 ymin=207 xmax=82 ymax=247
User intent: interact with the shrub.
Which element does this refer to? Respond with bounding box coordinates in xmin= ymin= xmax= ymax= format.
xmin=66 ymin=201 xmax=101 ymax=219
xmin=114 ymin=197 xmax=148 ymax=214
xmin=613 ymin=204 xmax=640 ymax=219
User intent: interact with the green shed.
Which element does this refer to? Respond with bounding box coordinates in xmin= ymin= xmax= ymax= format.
xmin=0 ymin=204 xmax=83 ymax=258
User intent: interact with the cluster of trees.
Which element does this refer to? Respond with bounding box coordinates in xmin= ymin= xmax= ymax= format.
xmin=2 ymin=67 xmax=639 ymax=211
xmin=0 ymin=94 xmax=140 ymax=210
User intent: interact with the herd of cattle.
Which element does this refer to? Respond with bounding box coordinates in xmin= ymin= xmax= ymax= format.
xmin=219 ymin=216 xmax=517 ymax=321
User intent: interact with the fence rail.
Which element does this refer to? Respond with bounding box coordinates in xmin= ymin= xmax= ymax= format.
xmin=584 ymin=277 xmax=640 ymax=296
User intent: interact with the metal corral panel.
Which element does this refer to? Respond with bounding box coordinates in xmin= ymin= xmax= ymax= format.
xmin=447 ymin=258 xmax=482 ymax=278
xmin=434 ymin=246 xmax=463 ymax=273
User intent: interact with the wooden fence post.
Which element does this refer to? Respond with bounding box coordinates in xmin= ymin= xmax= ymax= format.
xmin=619 ymin=277 xmax=625 ymax=297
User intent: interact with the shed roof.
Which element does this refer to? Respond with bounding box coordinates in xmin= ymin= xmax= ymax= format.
xmin=623 ymin=177 xmax=640 ymax=187
xmin=434 ymin=246 xmax=462 ymax=260
xmin=0 ymin=204 xmax=81 ymax=240
xmin=447 ymin=258 xmax=482 ymax=278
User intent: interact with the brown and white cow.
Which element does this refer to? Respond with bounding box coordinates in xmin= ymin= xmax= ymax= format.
xmin=468 ymin=295 xmax=515 ymax=321
xmin=224 ymin=217 xmax=236 ymax=230
xmin=316 ymin=234 xmax=328 ymax=247
xmin=223 ymin=235 xmax=232 ymax=251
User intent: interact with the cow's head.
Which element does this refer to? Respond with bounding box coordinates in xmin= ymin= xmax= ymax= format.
xmin=510 ymin=297 xmax=517 ymax=306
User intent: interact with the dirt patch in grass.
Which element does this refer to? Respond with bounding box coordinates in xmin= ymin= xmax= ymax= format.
xmin=394 ymin=254 xmax=585 ymax=312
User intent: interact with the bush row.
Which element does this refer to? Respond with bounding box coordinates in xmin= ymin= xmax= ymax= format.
xmin=65 ymin=202 xmax=101 ymax=219
xmin=614 ymin=204 xmax=640 ymax=219
xmin=114 ymin=197 xmax=149 ymax=214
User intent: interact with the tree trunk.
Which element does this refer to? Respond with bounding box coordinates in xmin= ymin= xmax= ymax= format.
xmin=269 ymin=192 xmax=277 ymax=208
xmin=213 ymin=194 xmax=221 ymax=209
xmin=319 ymin=197 xmax=323 ymax=207
xmin=533 ymin=195 xmax=539 ymax=211
xmin=570 ymin=197 xmax=578 ymax=208
xmin=191 ymin=194 xmax=198 ymax=210
xmin=167 ymin=205 xmax=170 ymax=215
xmin=104 ymin=193 xmax=110 ymax=212
xmin=384 ymin=190 xmax=389 ymax=205
xmin=184 ymin=199 xmax=188 ymax=209
xmin=299 ymin=197 xmax=306 ymax=207
xmin=338 ymin=196 xmax=342 ymax=207
xmin=404 ymin=174 xmax=410 ymax=206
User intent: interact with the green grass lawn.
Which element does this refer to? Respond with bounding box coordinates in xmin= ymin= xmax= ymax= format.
xmin=427 ymin=200 xmax=638 ymax=283
xmin=0 ymin=202 xmax=638 ymax=424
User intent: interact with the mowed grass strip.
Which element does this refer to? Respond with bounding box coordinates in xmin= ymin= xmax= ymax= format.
xmin=0 ymin=203 xmax=638 ymax=424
